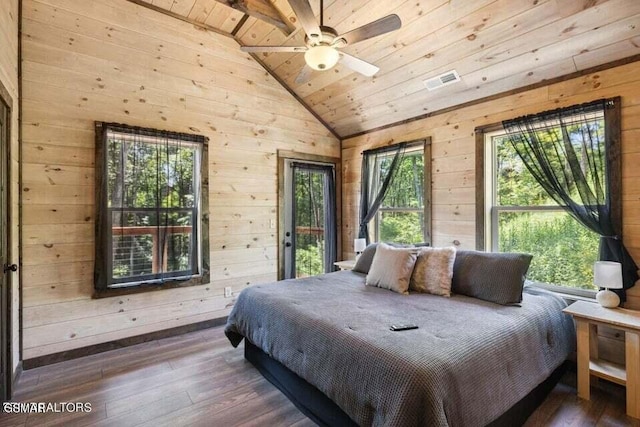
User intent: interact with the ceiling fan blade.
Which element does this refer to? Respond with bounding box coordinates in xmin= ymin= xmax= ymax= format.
xmin=288 ymin=0 xmax=322 ymax=39
xmin=294 ymin=65 xmax=313 ymax=85
xmin=338 ymin=14 xmax=402 ymax=45
xmin=340 ymin=53 xmax=380 ymax=77
xmin=241 ymin=46 xmax=307 ymax=53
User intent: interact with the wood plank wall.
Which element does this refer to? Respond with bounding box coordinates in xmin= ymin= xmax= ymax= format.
xmin=342 ymin=59 xmax=640 ymax=366
xmin=0 ymin=0 xmax=20 ymax=373
xmin=342 ymin=60 xmax=640 ymax=294
xmin=20 ymin=0 xmax=339 ymax=360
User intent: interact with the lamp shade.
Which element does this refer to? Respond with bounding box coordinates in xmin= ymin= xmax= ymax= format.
xmin=354 ymin=238 xmax=367 ymax=253
xmin=594 ymin=261 xmax=623 ymax=289
xmin=304 ymin=45 xmax=340 ymax=71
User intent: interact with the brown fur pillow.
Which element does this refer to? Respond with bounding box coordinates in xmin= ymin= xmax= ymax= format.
xmin=409 ymin=247 xmax=457 ymax=296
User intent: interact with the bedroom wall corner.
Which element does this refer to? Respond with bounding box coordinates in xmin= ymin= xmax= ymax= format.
xmin=341 ymin=59 xmax=640 ymax=366
xmin=341 ymin=59 xmax=640 ymax=298
xmin=0 ymin=0 xmax=21 ymax=374
xmin=19 ymin=0 xmax=339 ymax=361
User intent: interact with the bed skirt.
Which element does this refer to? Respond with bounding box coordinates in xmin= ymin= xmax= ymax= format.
xmin=244 ymin=339 xmax=568 ymax=427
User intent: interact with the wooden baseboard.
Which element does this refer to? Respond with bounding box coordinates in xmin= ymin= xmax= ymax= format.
xmin=10 ymin=361 xmax=22 ymax=399
xmin=22 ymin=317 xmax=227 ymax=370
xmin=12 ymin=361 xmax=22 ymax=383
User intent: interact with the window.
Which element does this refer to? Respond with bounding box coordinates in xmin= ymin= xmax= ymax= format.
xmin=94 ymin=122 xmax=209 ymax=295
xmin=484 ymin=127 xmax=600 ymax=294
xmin=373 ymin=143 xmax=429 ymax=245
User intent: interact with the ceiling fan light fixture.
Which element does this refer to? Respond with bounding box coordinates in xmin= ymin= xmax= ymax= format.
xmin=304 ymin=45 xmax=340 ymax=71
xmin=244 ymin=2 xmax=403 ymax=80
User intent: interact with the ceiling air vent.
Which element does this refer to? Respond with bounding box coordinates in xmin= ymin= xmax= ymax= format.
xmin=423 ymin=70 xmax=461 ymax=91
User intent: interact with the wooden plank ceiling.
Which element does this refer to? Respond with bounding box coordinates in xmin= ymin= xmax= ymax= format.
xmin=137 ymin=0 xmax=640 ymax=138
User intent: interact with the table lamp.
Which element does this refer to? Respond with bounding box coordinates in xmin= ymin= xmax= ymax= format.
xmin=354 ymin=238 xmax=367 ymax=260
xmin=594 ymin=261 xmax=623 ymax=308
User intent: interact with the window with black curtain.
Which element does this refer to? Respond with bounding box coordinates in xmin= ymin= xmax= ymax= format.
xmin=374 ymin=146 xmax=427 ymax=244
xmin=478 ymin=97 xmax=638 ymax=299
xmin=94 ymin=122 xmax=209 ymax=296
xmin=359 ymin=139 xmax=431 ymax=245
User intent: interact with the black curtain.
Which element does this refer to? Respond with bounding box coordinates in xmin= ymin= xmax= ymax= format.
xmin=323 ymin=167 xmax=338 ymax=273
xmin=502 ymin=98 xmax=638 ymax=299
xmin=359 ymin=143 xmax=407 ymax=243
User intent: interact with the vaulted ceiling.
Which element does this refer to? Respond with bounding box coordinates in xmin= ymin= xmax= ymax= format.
xmin=133 ymin=0 xmax=640 ymax=138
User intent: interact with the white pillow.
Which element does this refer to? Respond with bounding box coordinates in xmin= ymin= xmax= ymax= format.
xmin=409 ymin=247 xmax=457 ymax=296
xmin=366 ymin=243 xmax=417 ymax=294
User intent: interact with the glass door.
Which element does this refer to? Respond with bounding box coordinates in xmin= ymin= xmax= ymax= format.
xmin=283 ymin=160 xmax=337 ymax=279
xmin=0 ymin=98 xmax=8 ymax=402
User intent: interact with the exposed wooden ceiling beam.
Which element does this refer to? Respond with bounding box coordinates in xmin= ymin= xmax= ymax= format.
xmin=125 ymin=0 xmax=234 ymax=39
xmin=215 ymin=0 xmax=295 ymax=35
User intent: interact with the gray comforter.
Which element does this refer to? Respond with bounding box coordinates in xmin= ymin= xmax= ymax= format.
xmin=225 ymin=271 xmax=575 ymax=427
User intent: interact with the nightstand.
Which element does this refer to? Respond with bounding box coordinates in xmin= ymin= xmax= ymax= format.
xmin=563 ymin=300 xmax=640 ymax=418
xmin=334 ymin=260 xmax=356 ymax=271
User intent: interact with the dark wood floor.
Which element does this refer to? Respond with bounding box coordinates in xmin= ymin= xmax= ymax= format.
xmin=1 ymin=326 xmax=638 ymax=427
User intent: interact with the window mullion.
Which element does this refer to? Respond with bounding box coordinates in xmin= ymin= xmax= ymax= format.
xmin=378 ymin=208 xmax=424 ymax=213
xmin=494 ymin=205 xmax=565 ymax=212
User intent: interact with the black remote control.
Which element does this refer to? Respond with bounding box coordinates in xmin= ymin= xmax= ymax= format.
xmin=390 ymin=324 xmax=418 ymax=331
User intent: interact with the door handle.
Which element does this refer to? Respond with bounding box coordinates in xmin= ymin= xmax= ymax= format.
xmin=4 ymin=264 xmax=17 ymax=273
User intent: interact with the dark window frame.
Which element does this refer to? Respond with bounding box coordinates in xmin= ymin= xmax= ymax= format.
xmin=475 ymin=97 xmax=622 ymax=297
xmin=94 ymin=122 xmax=210 ymax=298
xmin=368 ymin=138 xmax=432 ymax=245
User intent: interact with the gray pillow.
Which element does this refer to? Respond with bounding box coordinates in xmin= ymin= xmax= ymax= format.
xmin=452 ymin=250 xmax=533 ymax=305
xmin=352 ymin=242 xmax=415 ymax=274
xmin=353 ymin=243 xmax=379 ymax=273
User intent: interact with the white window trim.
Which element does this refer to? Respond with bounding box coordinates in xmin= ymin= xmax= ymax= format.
xmin=484 ymin=129 xmax=596 ymax=299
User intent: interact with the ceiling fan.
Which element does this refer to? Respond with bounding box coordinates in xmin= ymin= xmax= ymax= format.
xmin=240 ymin=0 xmax=402 ymax=84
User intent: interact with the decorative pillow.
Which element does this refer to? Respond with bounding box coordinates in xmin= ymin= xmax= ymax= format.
xmin=366 ymin=243 xmax=417 ymax=294
xmin=353 ymin=242 xmax=416 ymax=274
xmin=452 ymin=250 xmax=533 ymax=305
xmin=353 ymin=243 xmax=379 ymax=274
xmin=409 ymin=247 xmax=457 ymax=296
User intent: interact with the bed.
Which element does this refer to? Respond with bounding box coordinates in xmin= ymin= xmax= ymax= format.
xmin=225 ymin=270 xmax=575 ymax=426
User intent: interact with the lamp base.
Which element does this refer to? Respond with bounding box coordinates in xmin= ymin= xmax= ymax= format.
xmin=596 ymin=288 xmax=620 ymax=308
